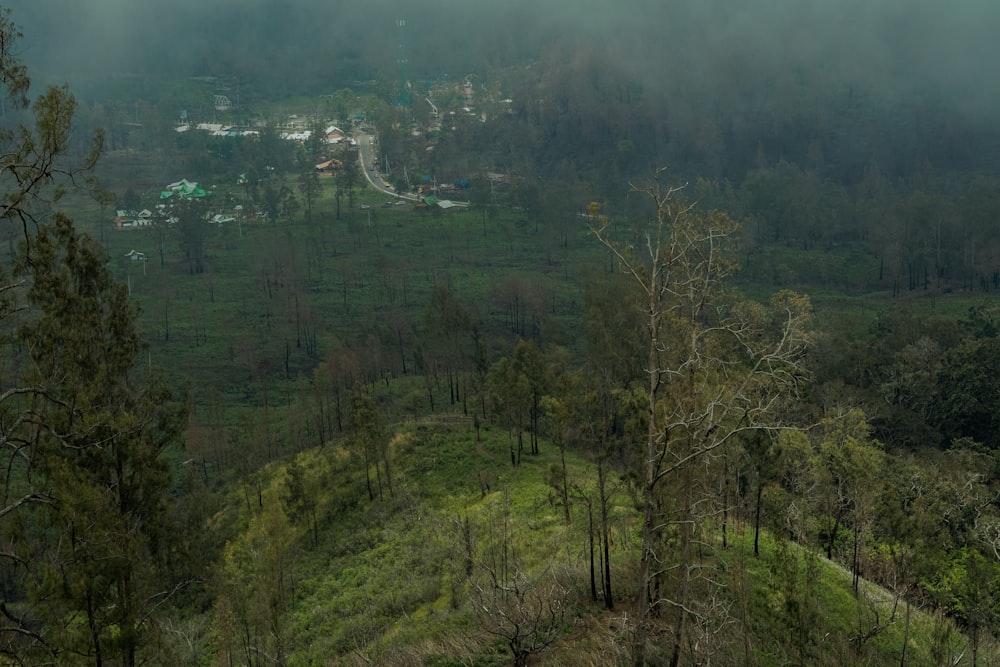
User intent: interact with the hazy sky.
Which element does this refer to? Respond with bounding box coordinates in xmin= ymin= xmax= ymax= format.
xmin=4 ymin=0 xmax=998 ymax=120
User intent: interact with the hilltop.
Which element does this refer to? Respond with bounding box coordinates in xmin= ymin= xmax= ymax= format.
xmin=200 ymin=415 xmax=989 ymax=666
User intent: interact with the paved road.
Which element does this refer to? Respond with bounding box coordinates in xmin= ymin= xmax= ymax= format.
xmin=354 ymin=131 xmax=417 ymax=201
xmin=353 ymin=129 xmax=467 ymax=207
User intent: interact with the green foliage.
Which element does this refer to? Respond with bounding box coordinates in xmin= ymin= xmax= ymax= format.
xmin=487 ymin=339 xmax=549 ymax=463
xmin=935 ymin=336 xmax=1000 ymax=447
xmin=6 ymin=216 xmax=187 ymax=665
xmin=200 ymin=419 xmax=628 ymax=665
xmin=196 ymin=413 xmax=1000 ymax=667
xmin=172 ymin=197 xmax=212 ymax=274
xmin=0 ymin=21 xmax=192 ymax=663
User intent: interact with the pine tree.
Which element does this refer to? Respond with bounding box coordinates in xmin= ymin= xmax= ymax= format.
xmin=9 ymin=216 xmax=186 ymax=666
xmin=0 ymin=10 xmax=185 ymax=663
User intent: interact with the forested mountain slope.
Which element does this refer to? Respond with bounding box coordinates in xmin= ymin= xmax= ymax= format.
xmin=3 ymin=2 xmax=1000 ymax=665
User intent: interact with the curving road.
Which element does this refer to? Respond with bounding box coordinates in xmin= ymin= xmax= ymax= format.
xmin=354 ymin=131 xmax=417 ymax=201
xmin=353 ymin=129 xmax=467 ymax=207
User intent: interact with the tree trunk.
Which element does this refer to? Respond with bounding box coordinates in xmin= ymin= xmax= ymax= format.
xmin=632 ymin=278 xmax=661 ymax=667
xmin=374 ymin=449 xmax=384 ymax=501
xmin=363 ymin=444 xmax=374 ymax=501
xmin=722 ymin=457 xmax=730 ymax=550
xmin=827 ymin=514 xmax=841 ymax=560
xmin=754 ymin=481 xmax=763 ymax=558
xmin=669 ymin=468 xmax=694 ymax=667
xmin=586 ymin=498 xmax=597 ymax=602
xmin=599 ymin=459 xmax=614 ymax=610
xmin=899 ymin=596 xmax=911 ymax=667
xmin=560 ymin=445 xmax=570 ymax=524
xmin=852 ymin=523 xmax=861 ymax=594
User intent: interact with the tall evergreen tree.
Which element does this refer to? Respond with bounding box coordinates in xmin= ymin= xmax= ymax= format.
xmin=0 ymin=10 xmax=185 ymax=663
xmin=7 ymin=215 xmax=186 ymax=666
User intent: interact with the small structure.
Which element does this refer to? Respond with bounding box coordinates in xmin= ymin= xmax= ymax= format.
xmin=124 ymin=249 xmax=146 ymax=262
xmin=314 ymin=159 xmax=343 ymax=173
xmin=282 ymin=130 xmax=312 ymax=142
xmin=115 ymin=210 xmax=152 ymax=229
xmin=115 ymin=210 xmax=134 ymax=228
xmin=324 ymin=126 xmax=346 ymax=144
xmin=161 ymin=179 xmax=210 ymax=200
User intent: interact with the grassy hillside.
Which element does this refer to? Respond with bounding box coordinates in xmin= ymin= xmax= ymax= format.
xmin=197 ymin=415 xmax=995 ymax=666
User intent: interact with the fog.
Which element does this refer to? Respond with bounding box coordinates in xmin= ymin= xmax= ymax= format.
xmin=5 ymin=0 xmax=998 ymax=181
xmin=9 ymin=0 xmax=999 ymax=99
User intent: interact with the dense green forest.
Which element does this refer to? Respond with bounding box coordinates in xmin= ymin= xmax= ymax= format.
xmin=5 ymin=1 xmax=1000 ymax=665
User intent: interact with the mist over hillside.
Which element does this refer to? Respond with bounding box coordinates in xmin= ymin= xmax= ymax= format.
xmin=8 ymin=1 xmax=999 ymax=181
xmin=12 ymin=0 xmax=998 ymax=103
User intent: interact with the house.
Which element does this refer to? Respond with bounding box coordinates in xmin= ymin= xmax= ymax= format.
xmin=325 ymin=126 xmax=346 ymax=144
xmin=115 ymin=209 xmax=134 ymax=227
xmin=161 ymin=179 xmax=210 ymax=200
xmin=116 ymin=208 xmax=156 ymax=229
xmin=281 ymin=130 xmax=312 ymax=142
xmin=195 ymin=123 xmax=226 ymax=134
xmin=124 ymin=249 xmax=146 ymax=261
xmin=315 ymin=159 xmax=343 ymax=173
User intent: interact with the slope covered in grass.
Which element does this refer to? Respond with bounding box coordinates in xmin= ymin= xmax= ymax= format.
xmin=203 ymin=416 xmax=995 ymax=666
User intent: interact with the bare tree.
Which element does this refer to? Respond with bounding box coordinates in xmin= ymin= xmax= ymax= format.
xmin=473 ymin=566 xmax=570 ymax=667
xmin=589 ymin=169 xmax=812 ymax=667
xmin=471 ymin=492 xmax=571 ymax=667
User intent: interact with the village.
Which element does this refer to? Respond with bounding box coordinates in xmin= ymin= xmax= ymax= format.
xmin=112 ymin=75 xmax=490 ymax=246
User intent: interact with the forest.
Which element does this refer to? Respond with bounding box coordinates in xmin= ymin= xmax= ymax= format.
xmin=4 ymin=1 xmax=1000 ymax=665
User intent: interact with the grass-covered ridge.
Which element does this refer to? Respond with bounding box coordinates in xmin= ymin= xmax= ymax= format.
xmin=204 ymin=415 xmax=993 ymax=666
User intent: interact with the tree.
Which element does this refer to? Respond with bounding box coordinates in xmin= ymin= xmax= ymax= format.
xmin=543 ymin=364 xmax=622 ymax=610
xmin=814 ymin=409 xmax=883 ymax=591
xmin=340 ymin=151 xmax=361 ymax=211
xmin=935 ymin=336 xmax=1000 ymax=447
xmin=929 ymin=549 xmax=1000 ymax=667
xmin=261 ymin=183 xmax=292 ymax=224
xmin=349 ymin=387 xmax=393 ymax=502
xmin=280 ymin=458 xmax=319 ymax=547
xmin=6 ymin=215 xmax=187 ymax=666
xmin=582 ymin=265 xmax=646 ymax=388
xmin=0 ymin=10 xmax=102 ymax=236
xmin=173 ymin=197 xmax=210 ymax=274
xmin=470 ymin=492 xmax=571 ymax=667
xmin=0 ymin=11 xmax=150 ymax=662
xmin=489 ymin=339 xmax=549 ymax=460
xmin=422 ymin=282 xmax=473 ymax=408
xmin=313 ymin=347 xmax=360 ymax=436
xmin=304 ymin=119 xmax=326 ymax=160
xmin=215 ymin=500 xmax=297 ymax=667
xmin=512 ymin=340 xmax=547 ymax=456
xmin=119 ymin=187 xmax=141 ymax=213
xmin=488 ymin=355 xmax=532 ymax=466
xmin=468 ymin=175 xmax=498 ymax=236
xmin=297 ymin=167 xmax=321 ymax=223
xmin=588 ymin=172 xmax=811 ymax=667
